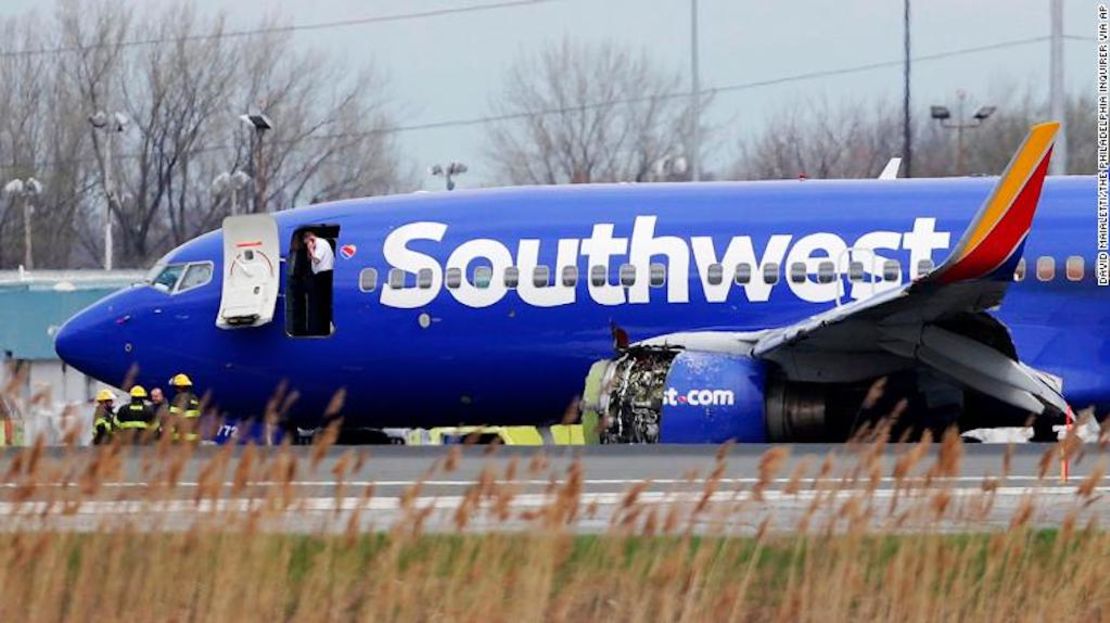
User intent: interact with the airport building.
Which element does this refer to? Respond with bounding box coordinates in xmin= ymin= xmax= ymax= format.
xmin=0 ymin=270 xmax=141 ymax=443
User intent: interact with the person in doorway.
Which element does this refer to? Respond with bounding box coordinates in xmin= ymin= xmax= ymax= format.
xmin=302 ymin=231 xmax=334 ymax=335
xmin=288 ymin=235 xmax=312 ymax=336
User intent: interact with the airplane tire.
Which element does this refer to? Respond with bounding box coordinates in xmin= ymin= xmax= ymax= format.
xmin=1030 ymin=418 xmax=1057 ymax=443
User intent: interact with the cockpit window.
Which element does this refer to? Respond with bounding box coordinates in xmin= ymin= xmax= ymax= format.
xmin=178 ymin=262 xmax=214 ymax=292
xmin=151 ymin=264 xmax=186 ymax=291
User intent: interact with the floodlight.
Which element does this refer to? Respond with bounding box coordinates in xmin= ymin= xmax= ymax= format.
xmin=240 ymin=112 xmax=273 ymax=131
xmin=230 ymin=171 xmax=252 ymax=188
xmin=212 ymin=172 xmax=231 ymax=193
xmin=973 ymin=106 xmax=996 ymax=121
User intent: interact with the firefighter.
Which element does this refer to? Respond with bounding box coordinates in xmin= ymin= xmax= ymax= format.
xmin=92 ymin=389 xmax=117 ymax=445
xmin=116 ymin=386 xmax=155 ymax=443
xmin=168 ymin=373 xmax=201 ymax=442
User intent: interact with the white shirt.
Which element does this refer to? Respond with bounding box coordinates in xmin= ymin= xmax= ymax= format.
xmin=310 ymin=240 xmax=335 ymax=274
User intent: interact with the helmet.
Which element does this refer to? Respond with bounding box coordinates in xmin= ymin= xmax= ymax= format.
xmin=129 ymin=386 xmax=148 ymax=399
xmin=95 ymin=389 xmax=115 ymax=402
xmin=170 ymin=373 xmax=193 ymax=388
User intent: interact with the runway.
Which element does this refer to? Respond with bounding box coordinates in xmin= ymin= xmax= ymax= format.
xmin=1 ymin=443 xmax=1107 ymax=534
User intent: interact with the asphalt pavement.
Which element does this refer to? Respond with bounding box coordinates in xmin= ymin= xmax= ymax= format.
xmin=0 ymin=443 xmax=1105 ymax=534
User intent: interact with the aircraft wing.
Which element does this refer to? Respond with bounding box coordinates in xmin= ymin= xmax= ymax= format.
xmin=642 ymin=123 xmax=1065 ymax=417
xmin=752 ymin=122 xmax=1064 ymax=415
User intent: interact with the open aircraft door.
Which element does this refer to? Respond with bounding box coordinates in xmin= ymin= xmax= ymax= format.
xmin=217 ymin=214 xmax=280 ymax=329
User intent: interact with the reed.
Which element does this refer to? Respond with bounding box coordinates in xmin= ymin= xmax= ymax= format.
xmin=0 ymin=429 xmax=1105 ymax=622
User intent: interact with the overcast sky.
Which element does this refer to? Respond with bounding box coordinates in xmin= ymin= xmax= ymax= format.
xmin=0 ymin=0 xmax=1098 ymax=188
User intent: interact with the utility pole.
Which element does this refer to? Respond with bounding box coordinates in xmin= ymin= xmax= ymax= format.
xmin=89 ymin=111 xmax=128 ymax=270
xmin=1049 ymin=0 xmax=1068 ymax=175
xmin=902 ymin=0 xmax=912 ymax=177
xmin=690 ymin=0 xmax=701 ymax=182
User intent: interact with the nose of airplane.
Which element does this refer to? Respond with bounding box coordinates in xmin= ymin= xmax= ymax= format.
xmin=54 ymin=293 xmax=133 ymax=387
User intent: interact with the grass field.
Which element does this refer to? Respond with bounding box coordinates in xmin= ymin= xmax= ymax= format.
xmin=0 ymin=431 xmax=1106 ymax=622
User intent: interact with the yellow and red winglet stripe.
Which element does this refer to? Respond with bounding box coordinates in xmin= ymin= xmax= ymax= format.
xmin=930 ymin=122 xmax=1059 ymax=284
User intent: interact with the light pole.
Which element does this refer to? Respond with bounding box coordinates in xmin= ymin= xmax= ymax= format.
xmin=3 ymin=177 xmax=42 ymax=270
xmin=212 ymin=171 xmax=252 ymax=216
xmin=430 ymin=162 xmax=467 ymax=191
xmin=930 ymin=90 xmax=995 ymax=176
xmin=240 ymin=111 xmax=273 ymax=213
xmin=689 ymin=0 xmax=701 ymax=182
xmin=1049 ymin=0 xmax=1067 ymax=174
xmin=902 ymin=0 xmax=912 ymax=178
xmin=88 ymin=110 xmax=128 ymax=270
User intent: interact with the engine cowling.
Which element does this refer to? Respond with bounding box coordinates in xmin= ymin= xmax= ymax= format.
xmin=581 ymin=348 xmax=845 ymax=443
xmin=659 ymin=351 xmax=767 ymax=443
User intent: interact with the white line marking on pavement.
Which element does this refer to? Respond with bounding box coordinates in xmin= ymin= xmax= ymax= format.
xmin=0 ymin=475 xmax=1067 ymax=489
xmin=1 ymin=486 xmax=1106 ymax=517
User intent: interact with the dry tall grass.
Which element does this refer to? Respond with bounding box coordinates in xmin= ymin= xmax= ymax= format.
xmin=0 ymin=430 xmax=1106 ymax=622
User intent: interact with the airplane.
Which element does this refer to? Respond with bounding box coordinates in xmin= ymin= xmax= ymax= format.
xmin=53 ymin=122 xmax=1108 ymax=443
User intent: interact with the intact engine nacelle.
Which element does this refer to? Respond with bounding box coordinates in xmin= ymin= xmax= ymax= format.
xmin=581 ymin=348 xmax=846 ymax=443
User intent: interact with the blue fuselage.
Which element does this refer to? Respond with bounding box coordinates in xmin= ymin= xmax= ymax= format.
xmin=55 ymin=176 xmax=1107 ymax=428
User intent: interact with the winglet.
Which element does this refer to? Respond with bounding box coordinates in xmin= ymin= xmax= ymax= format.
xmin=927 ymin=122 xmax=1059 ymax=284
xmin=878 ymin=157 xmax=902 ymax=180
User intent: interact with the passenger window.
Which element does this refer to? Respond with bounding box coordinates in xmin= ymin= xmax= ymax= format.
xmin=763 ymin=263 xmax=779 ymax=285
xmin=848 ymin=261 xmax=864 ymax=282
xmin=533 ymin=266 xmax=550 ymax=288
xmin=152 ymin=264 xmax=185 ymax=291
xmin=473 ymin=266 xmax=492 ymax=289
xmin=504 ymin=266 xmax=520 ymax=288
xmin=650 ymin=263 xmax=666 ymax=288
xmin=417 ymin=268 xmax=434 ymax=289
xmin=916 ymin=259 xmax=935 ymax=278
xmin=734 ymin=263 xmax=751 ymax=284
xmin=1014 ymin=258 xmax=1026 ymax=282
xmin=882 ymin=259 xmax=900 ymax=282
xmin=445 ymin=267 xmax=462 ymax=289
xmin=177 ymin=263 xmax=213 ymax=292
xmin=619 ymin=264 xmax=636 ymax=287
xmin=1066 ymin=256 xmax=1084 ymax=282
xmin=707 ymin=263 xmax=724 ymax=286
xmin=590 ymin=265 xmax=607 ymax=287
xmin=561 ymin=266 xmax=578 ymax=287
xmin=1036 ymin=257 xmax=1055 ymax=281
xmin=817 ymin=261 xmax=835 ymax=284
xmin=358 ymin=268 xmax=378 ymax=293
xmin=789 ymin=262 xmax=806 ymax=284
xmin=388 ymin=268 xmax=406 ymax=289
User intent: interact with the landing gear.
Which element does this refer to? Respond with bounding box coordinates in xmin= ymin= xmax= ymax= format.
xmin=1030 ymin=418 xmax=1058 ymax=443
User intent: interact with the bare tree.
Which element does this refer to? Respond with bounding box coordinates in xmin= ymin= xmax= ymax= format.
xmin=0 ymin=1 xmax=408 ymax=270
xmin=486 ymin=39 xmax=705 ymax=185
xmin=228 ymin=30 xmax=406 ymax=216
xmin=732 ymin=98 xmax=903 ymax=180
xmin=0 ymin=9 xmax=99 ymax=269
xmin=914 ymin=90 xmax=1095 ymax=178
xmin=733 ymin=88 xmax=1096 ymax=181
